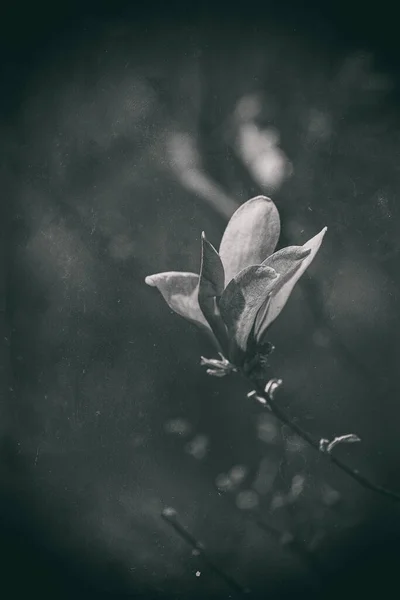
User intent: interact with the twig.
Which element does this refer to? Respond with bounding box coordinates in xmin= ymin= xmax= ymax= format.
xmin=252 ymin=511 xmax=325 ymax=584
xmin=247 ymin=378 xmax=400 ymax=504
xmin=177 ymin=424 xmax=324 ymax=584
xmin=161 ymin=507 xmax=250 ymax=596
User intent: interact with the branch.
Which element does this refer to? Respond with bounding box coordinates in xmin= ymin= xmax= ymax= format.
xmin=161 ymin=507 xmax=250 ymax=596
xmin=252 ymin=511 xmax=325 ymax=585
xmin=247 ymin=378 xmax=400 ymax=504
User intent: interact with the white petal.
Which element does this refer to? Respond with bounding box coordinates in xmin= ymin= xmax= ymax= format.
xmin=145 ymin=271 xmax=211 ymax=330
xmin=219 ymin=264 xmax=279 ymax=362
xmin=198 ymin=233 xmax=229 ymax=353
xmin=219 ymin=196 xmax=280 ymax=285
xmin=255 ymin=227 xmax=327 ymax=340
xmin=199 ymin=232 xmax=225 ymax=301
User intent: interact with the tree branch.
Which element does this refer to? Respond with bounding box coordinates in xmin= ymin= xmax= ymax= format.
xmin=247 ymin=378 xmax=400 ymax=504
xmin=161 ymin=507 xmax=249 ymax=596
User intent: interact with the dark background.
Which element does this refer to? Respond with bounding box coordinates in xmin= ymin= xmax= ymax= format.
xmin=3 ymin=1 xmax=400 ymax=597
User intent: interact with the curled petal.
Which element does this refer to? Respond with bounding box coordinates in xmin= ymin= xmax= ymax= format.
xmin=145 ymin=271 xmax=211 ymax=330
xmin=219 ymin=196 xmax=280 ymax=285
xmin=198 ymin=233 xmax=229 ymax=352
xmin=219 ymin=264 xmax=279 ymax=362
xmin=255 ymin=227 xmax=327 ymax=340
xmin=199 ymin=232 xmax=225 ymax=299
xmin=254 ymin=245 xmax=311 ymax=336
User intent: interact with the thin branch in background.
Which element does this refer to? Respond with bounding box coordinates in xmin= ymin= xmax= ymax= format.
xmin=253 ymin=511 xmax=325 ymax=584
xmin=173 ymin=424 xmax=324 ymax=585
xmin=227 ymin=426 xmax=325 ymax=581
xmin=213 ymin=478 xmax=323 ymax=584
xmin=249 ymin=424 xmax=326 ymax=582
xmin=247 ymin=379 xmax=400 ymax=504
xmin=161 ymin=507 xmax=250 ymax=597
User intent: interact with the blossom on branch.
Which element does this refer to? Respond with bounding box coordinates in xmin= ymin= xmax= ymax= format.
xmin=145 ymin=196 xmax=326 ymax=371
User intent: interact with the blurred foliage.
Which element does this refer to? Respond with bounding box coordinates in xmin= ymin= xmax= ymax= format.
xmin=4 ymin=10 xmax=400 ymax=599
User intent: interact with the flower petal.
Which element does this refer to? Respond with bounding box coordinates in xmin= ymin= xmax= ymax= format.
xmin=199 ymin=232 xmax=225 ymax=299
xmin=219 ymin=264 xmax=279 ymax=362
xmin=198 ymin=233 xmax=229 ymax=352
xmin=219 ymin=196 xmax=280 ymax=285
xmin=255 ymin=227 xmax=327 ymax=340
xmin=145 ymin=271 xmax=211 ymax=330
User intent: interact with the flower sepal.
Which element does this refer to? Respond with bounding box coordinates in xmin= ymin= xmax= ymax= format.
xmin=242 ymin=340 xmax=275 ymax=378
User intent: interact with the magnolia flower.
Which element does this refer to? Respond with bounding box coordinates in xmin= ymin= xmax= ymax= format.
xmin=145 ymin=196 xmax=326 ymax=373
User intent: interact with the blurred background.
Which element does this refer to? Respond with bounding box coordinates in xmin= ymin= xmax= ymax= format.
xmin=3 ymin=1 xmax=400 ymax=597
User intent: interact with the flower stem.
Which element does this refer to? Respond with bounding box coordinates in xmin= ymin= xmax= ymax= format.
xmin=247 ymin=378 xmax=400 ymax=504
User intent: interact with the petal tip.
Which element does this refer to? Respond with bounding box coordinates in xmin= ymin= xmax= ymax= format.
xmin=304 ymin=226 xmax=328 ymax=250
xmin=145 ymin=275 xmax=156 ymax=287
xmin=316 ymin=226 xmax=328 ymax=240
xmin=315 ymin=226 xmax=328 ymax=243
